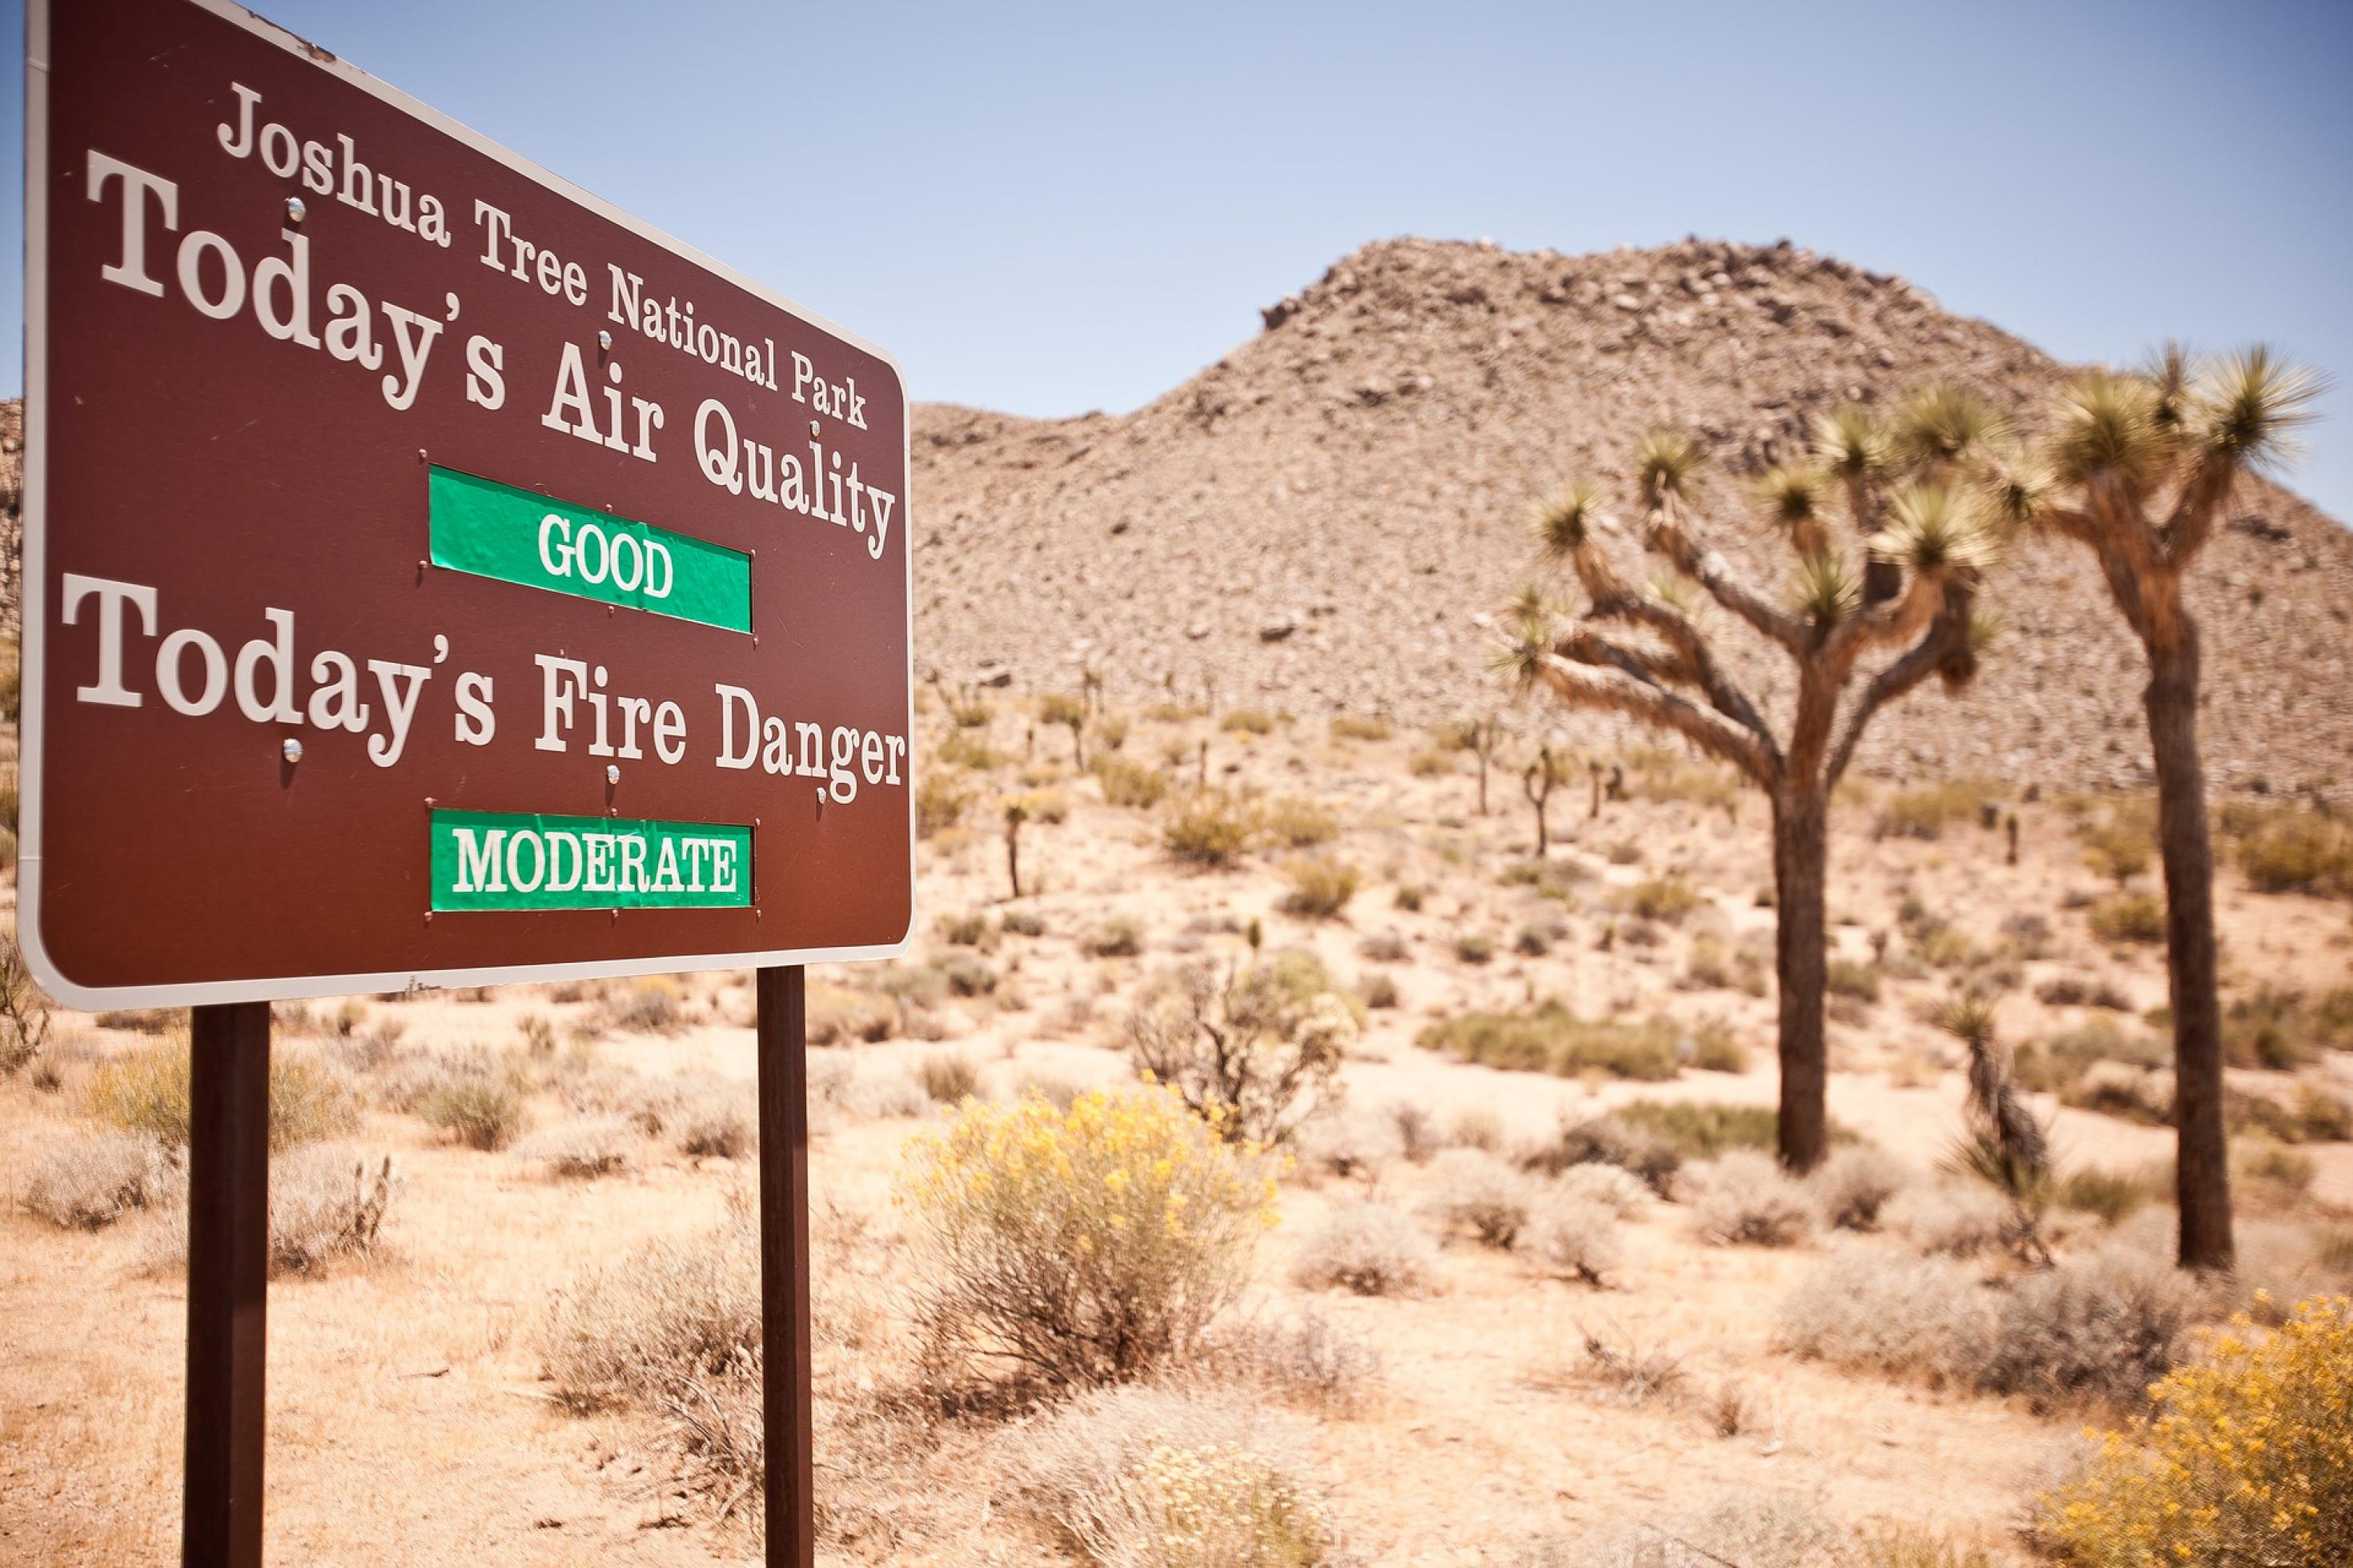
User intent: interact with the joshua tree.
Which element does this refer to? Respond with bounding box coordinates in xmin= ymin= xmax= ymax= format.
xmin=1937 ymin=991 xmax=2052 ymax=1267
xmin=1040 ymin=692 xmax=1088 ymax=769
xmin=1002 ymin=796 xmax=1029 ymax=900
xmin=2007 ymin=347 xmax=2319 ymax=1273
xmin=1508 ymin=393 xmax=2004 ymax=1170
xmin=1524 ymin=744 xmax=1563 ymax=856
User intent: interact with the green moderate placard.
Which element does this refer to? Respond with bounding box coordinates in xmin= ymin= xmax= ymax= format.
xmin=431 ymin=810 xmax=753 ymax=911
xmin=428 ymin=467 xmax=752 ymax=632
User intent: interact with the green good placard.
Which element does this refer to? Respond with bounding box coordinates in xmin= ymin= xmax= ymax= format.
xmin=428 ymin=467 xmax=752 ymax=632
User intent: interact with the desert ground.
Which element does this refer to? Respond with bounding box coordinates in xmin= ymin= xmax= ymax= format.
xmin=2 ymin=692 xmax=2350 ymax=1565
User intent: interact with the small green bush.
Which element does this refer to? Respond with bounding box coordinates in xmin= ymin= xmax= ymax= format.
xmin=1826 ymin=957 xmax=1881 ymax=1002
xmin=86 ymin=1038 xmax=358 ymax=1150
xmin=1164 ymin=790 xmax=1254 ymax=868
xmin=1416 ymin=1005 xmax=1688 ymax=1081
xmin=1279 ymin=855 xmax=1360 ymax=920
xmin=1093 ymin=754 xmax=1170 ymax=808
xmin=2056 ymin=1165 xmax=2154 ymax=1225
xmin=1259 ymin=796 xmax=1339 ymax=849
xmin=1327 ymin=714 xmax=1390 ymax=742
xmin=1620 ymin=876 xmax=1702 ymax=923
xmin=2089 ymin=892 xmax=2165 ymax=944
xmin=1877 ymin=780 xmax=1999 ymax=840
xmin=416 ymin=1068 xmax=528 ymax=1151
xmin=1219 ymin=708 xmax=1279 ymax=736
xmin=1615 ymin=1098 xmax=1860 ymax=1162
xmin=1452 ymin=932 xmax=1494 ymax=964
xmin=918 ymin=1052 xmax=981 ymax=1105
xmin=2228 ymin=804 xmax=2353 ymax=896
xmin=915 ymin=771 xmax=973 ymax=837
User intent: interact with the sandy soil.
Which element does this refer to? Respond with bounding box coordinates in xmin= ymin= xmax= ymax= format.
xmin=2 ymin=708 xmax=2348 ymax=1564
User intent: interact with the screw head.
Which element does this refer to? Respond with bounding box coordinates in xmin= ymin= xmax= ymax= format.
xmin=284 ymin=196 xmax=307 ymax=225
xmin=597 ymin=329 xmax=613 ymax=351
xmin=605 ymin=763 xmax=620 ymax=784
xmin=282 ymin=737 xmax=304 ymax=764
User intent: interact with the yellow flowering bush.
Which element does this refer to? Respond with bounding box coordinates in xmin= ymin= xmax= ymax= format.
xmin=901 ymin=1085 xmax=1279 ymax=1387
xmin=1121 ymin=1441 xmax=1328 ymax=1566
xmin=2043 ymin=1294 xmax=2353 ymax=1566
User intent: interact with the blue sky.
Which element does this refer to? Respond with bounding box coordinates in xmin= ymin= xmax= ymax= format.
xmin=7 ymin=0 xmax=2351 ymax=519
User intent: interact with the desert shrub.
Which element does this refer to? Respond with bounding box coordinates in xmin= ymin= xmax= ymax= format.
xmin=1358 ymin=972 xmax=1400 ymax=1010
xmin=2076 ymin=798 xmax=2157 ymax=885
xmin=0 ymin=936 xmax=54 ymax=1076
xmin=1619 ymin=876 xmax=1702 ymax=923
xmin=1078 ymin=917 xmax=1144 ymax=960
xmin=1877 ymin=780 xmax=1999 ymax=841
xmin=2014 ymin=1021 xmax=2167 ymax=1097
xmin=86 ymin=1037 xmax=358 ymax=1150
xmin=2291 ymin=1085 xmax=2353 ymax=1142
xmin=1163 ymin=789 xmax=1255 ymax=868
xmin=1428 ymin=1148 xmax=1536 ymax=1248
xmin=837 ymin=1065 xmax=929 ymax=1121
xmin=918 ymin=1052 xmax=981 ymax=1105
xmin=938 ymin=732 xmax=1002 ymax=772
xmin=1407 ymin=748 xmax=1453 ymax=777
xmin=1825 ymin=957 xmax=1881 ymax=1003
xmin=1357 ymin=928 xmax=1409 ymax=963
xmin=1531 ymin=1490 xmax=1841 ymax=1567
xmin=93 ymin=1006 xmax=180 ymax=1035
xmin=2223 ymin=985 xmax=2315 ymax=1070
xmin=1553 ymin=1162 xmax=1652 ymax=1217
xmin=540 ymin=1205 xmax=758 ymax=1413
xmin=265 ymin=1146 xmax=396 ymax=1273
xmin=1092 ymin=754 xmax=1170 ymax=809
xmin=2088 ymin=892 xmax=2164 ymax=944
xmin=1290 ymin=1199 xmax=1438 ymax=1296
xmin=1615 ymin=1098 xmax=1853 ymax=1162
xmin=2042 ymin=1294 xmax=2353 ymax=1567
xmin=1002 ymin=908 xmax=1047 ymax=938
xmin=1452 ymin=932 xmax=1495 ymax=964
xmin=1259 ymin=795 xmax=1339 ymax=849
xmin=1415 ymin=1005 xmax=1686 ymax=1081
xmin=1023 ymin=1383 xmax=1331 ymax=1567
xmin=2057 ymin=1165 xmax=2154 ymax=1225
xmin=935 ymin=950 xmax=1000 ymax=998
xmin=671 ymin=1081 xmax=754 ymax=1157
xmin=595 ymin=976 xmax=687 ymax=1034
xmin=1293 ymin=1109 xmax=1403 ymax=1183
xmin=1688 ymin=1151 xmax=1817 ymax=1246
xmin=1328 ymin=714 xmax=1390 ymax=741
xmin=915 ymin=771 xmax=972 ymax=837
xmin=147 ymin=1145 xmax=396 ymax=1277
xmin=1776 ymin=1251 xmax=1993 ymax=1386
xmin=1884 ymin=1181 xmax=2010 ymax=1257
xmin=1810 ymin=1146 xmax=1909 ymax=1230
xmin=805 ymin=981 xmax=899 ymax=1045
xmin=1528 ymin=1196 xmax=1623 ymax=1285
xmin=416 ymin=1064 xmax=528 ymax=1150
xmin=2036 ymin=974 xmax=2133 ymax=1011
xmin=937 ymin=910 xmax=993 ymax=948
xmin=2235 ymin=1137 xmax=2316 ymax=1199
xmin=1279 ymin=855 xmax=1360 ymax=919
xmin=22 ymin=1132 xmax=180 ymax=1229
xmin=1126 ymin=953 xmax=1356 ymax=1146
xmin=1203 ymin=1311 xmax=1381 ymax=1417
xmin=1512 ymin=924 xmax=1551 ymax=956
xmin=2228 ymin=804 xmax=2353 ymax=896
xmin=1524 ymin=1114 xmax=1680 ymax=1196
xmin=520 ymin=1117 xmax=635 ymax=1178
xmin=1446 ymin=1106 xmax=1505 ymax=1153
xmin=1982 ymin=1245 xmax=2198 ymax=1406
xmin=1219 ymin=707 xmax=1279 ymax=736
xmin=901 ymin=1087 xmax=1275 ymax=1388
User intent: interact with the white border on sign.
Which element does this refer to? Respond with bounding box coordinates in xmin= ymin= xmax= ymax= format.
xmin=19 ymin=0 xmax=918 ymax=1009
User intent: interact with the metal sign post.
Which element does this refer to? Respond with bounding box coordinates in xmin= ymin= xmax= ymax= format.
xmin=24 ymin=2 xmax=913 ymax=1560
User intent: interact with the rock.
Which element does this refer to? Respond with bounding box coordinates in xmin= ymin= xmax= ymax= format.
xmin=1259 ymin=616 xmax=1296 ymax=643
xmin=1186 ymin=621 xmax=1211 ymax=640
xmin=973 ymin=664 xmax=1014 ymax=689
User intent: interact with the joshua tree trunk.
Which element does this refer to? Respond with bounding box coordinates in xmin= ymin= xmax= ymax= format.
xmin=1771 ymin=783 xmax=1830 ymax=1171
xmin=2146 ymin=624 xmax=2233 ymax=1271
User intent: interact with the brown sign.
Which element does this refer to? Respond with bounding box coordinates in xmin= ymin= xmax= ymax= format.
xmin=23 ymin=0 xmax=914 ymax=1006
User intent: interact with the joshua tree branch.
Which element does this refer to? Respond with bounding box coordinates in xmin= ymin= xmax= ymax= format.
xmin=1556 ymin=628 xmax=1688 ymax=689
xmin=1825 ymin=620 xmax=1957 ymax=788
xmin=1824 ymin=570 xmax=1944 ymax=676
xmin=1585 ymin=593 xmax=1775 ymax=740
xmin=1643 ymin=513 xmax=1806 ymax=653
xmin=1532 ymin=652 xmax=1777 ymax=789
xmin=2157 ymin=455 xmax=2237 ymax=571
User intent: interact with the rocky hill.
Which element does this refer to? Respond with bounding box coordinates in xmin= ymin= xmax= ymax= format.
xmin=910 ymin=236 xmax=2353 ymax=796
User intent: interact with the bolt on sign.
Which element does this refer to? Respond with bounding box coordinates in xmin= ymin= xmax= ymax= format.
xmin=22 ymin=0 xmax=914 ymax=1007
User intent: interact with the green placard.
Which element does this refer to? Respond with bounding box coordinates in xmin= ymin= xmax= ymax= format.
xmin=428 ymin=467 xmax=752 ymax=632
xmin=431 ymin=810 xmax=753 ymax=912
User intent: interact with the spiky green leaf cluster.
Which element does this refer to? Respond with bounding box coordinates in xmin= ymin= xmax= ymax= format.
xmin=1635 ymin=430 xmax=1702 ymax=507
xmin=1758 ymin=465 xmax=1830 ymax=529
xmin=1532 ymin=481 xmax=1602 ymax=557
xmin=2049 ymin=371 xmax=2169 ymax=490
xmin=1873 ymin=483 xmax=1999 ymax=576
xmin=1812 ymin=405 xmax=1887 ymax=481
xmin=1789 ymin=548 xmax=1860 ymax=626
xmin=1891 ymin=384 xmax=2010 ymax=471
xmin=2194 ymin=346 xmax=2320 ymax=474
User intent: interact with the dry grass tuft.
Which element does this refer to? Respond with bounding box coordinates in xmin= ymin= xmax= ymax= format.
xmin=1777 ymin=1251 xmax=1993 ymax=1386
xmin=1687 ymin=1151 xmax=1817 ymax=1247
xmin=517 ymin=1117 xmax=636 ymax=1179
xmin=1810 ymin=1146 xmax=1910 ymax=1231
xmin=1428 ymin=1149 xmax=1537 ymax=1248
xmin=1528 ymin=1196 xmax=1624 ymax=1285
xmin=22 ymin=1133 xmax=180 ymax=1230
